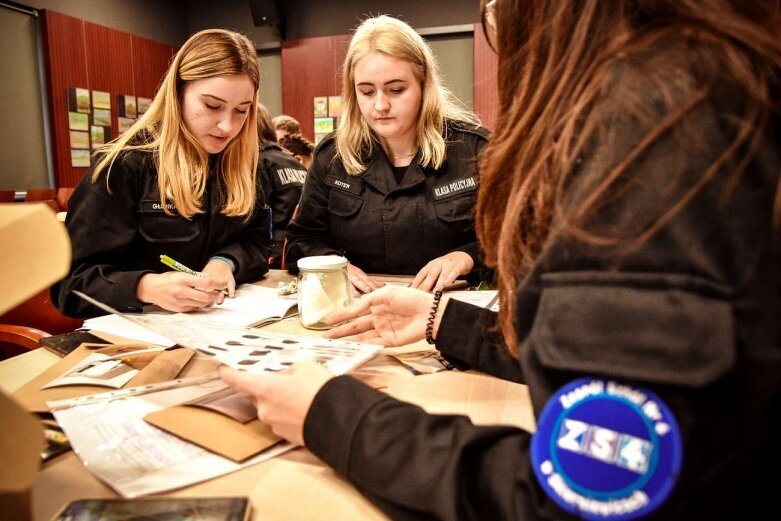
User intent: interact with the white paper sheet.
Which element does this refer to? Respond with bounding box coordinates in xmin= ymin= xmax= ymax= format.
xmin=184 ymin=284 xmax=297 ymax=327
xmin=448 ymin=290 xmax=499 ymax=311
xmin=52 ymin=378 xmax=294 ymax=498
xmin=42 ymin=352 xmax=140 ymax=389
xmin=84 ymin=313 xmax=177 ymax=347
xmin=83 ymin=284 xmax=297 ymax=345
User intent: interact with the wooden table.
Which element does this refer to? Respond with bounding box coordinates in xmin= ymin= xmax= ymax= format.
xmin=0 ymin=270 xmax=534 ymax=521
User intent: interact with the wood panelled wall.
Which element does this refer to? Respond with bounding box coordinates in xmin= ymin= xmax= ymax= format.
xmin=473 ymin=23 xmax=498 ymax=130
xmin=280 ymin=34 xmax=351 ymax=143
xmin=42 ymin=10 xmax=176 ymax=188
xmin=280 ymin=26 xmax=499 ymax=141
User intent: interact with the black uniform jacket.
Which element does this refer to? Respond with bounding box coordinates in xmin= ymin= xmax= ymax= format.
xmin=284 ymin=122 xmax=488 ymax=275
xmin=301 ymin=45 xmax=781 ymax=519
xmin=52 ymin=150 xmax=272 ymax=318
xmin=258 ymin=141 xmax=307 ymax=266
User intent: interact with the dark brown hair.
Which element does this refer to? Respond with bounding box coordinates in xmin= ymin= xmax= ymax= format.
xmin=279 ymin=133 xmax=314 ymax=158
xmin=477 ymin=0 xmax=781 ymax=352
xmin=257 ymin=103 xmax=277 ymax=143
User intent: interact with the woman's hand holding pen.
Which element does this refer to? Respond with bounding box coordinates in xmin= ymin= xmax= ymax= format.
xmin=347 ymin=262 xmax=384 ymax=296
xmin=202 ymin=258 xmax=237 ymax=299
xmin=135 ymin=271 xmax=227 ymax=312
xmin=411 ymin=251 xmax=473 ymax=292
xmin=219 ymin=361 xmax=333 ymax=446
xmin=325 ymin=285 xmax=435 ymax=346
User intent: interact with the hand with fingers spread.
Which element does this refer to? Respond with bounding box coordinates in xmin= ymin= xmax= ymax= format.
xmin=218 ymin=361 xmax=333 ymax=446
xmin=347 ymin=262 xmax=385 ymax=296
xmin=325 ymin=285 xmax=437 ymax=346
xmin=136 ymin=271 xmax=224 ymax=312
xmin=410 ymin=251 xmax=474 ymax=292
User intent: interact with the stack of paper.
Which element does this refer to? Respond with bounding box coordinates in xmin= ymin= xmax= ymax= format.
xmin=83 ymin=284 xmax=298 ymax=346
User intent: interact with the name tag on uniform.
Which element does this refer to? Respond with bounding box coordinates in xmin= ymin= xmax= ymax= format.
xmin=326 ymin=175 xmax=362 ymax=195
xmin=139 ymin=200 xmax=178 ymax=213
xmin=432 ymin=176 xmax=477 ymax=201
xmin=276 ymin=167 xmax=307 ymax=186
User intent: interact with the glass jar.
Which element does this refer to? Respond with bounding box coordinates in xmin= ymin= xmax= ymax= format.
xmin=296 ymin=255 xmax=351 ymax=330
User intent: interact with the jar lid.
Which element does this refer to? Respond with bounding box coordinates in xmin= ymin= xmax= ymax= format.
xmin=297 ymin=255 xmax=348 ymax=270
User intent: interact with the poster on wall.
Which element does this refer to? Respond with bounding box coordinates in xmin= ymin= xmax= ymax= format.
xmin=67 ymin=87 xmax=91 ymax=113
xmin=68 ymin=112 xmax=89 ymax=131
xmin=118 ymin=94 xmax=137 ymax=118
xmin=71 ymin=149 xmax=91 ymax=168
xmin=92 ymin=90 xmax=111 ymax=110
xmin=328 ymin=96 xmax=342 ymax=118
xmin=137 ymin=96 xmax=152 ymax=114
xmin=313 ymin=96 xmax=328 ymax=118
xmin=91 ymin=125 xmax=110 ymax=149
xmin=314 ymin=116 xmax=335 ymax=145
xmin=69 ymin=130 xmax=90 ymax=149
xmin=92 ymin=109 xmax=111 ymax=127
xmin=118 ymin=117 xmax=135 ymax=134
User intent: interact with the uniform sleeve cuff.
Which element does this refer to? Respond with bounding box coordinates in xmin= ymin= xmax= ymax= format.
xmin=303 ymin=375 xmax=388 ymax=475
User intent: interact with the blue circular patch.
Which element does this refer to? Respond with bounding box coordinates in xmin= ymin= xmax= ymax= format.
xmin=531 ymin=378 xmax=682 ymax=520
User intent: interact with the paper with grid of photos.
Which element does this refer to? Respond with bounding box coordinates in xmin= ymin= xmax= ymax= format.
xmin=74 ymin=291 xmax=381 ymax=376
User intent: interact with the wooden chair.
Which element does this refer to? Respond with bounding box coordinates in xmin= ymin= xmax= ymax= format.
xmin=0 ymin=288 xmax=83 ymax=337
xmin=0 ymin=324 xmax=51 ymax=359
xmin=56 ymin=187 xmax=76 ymax=211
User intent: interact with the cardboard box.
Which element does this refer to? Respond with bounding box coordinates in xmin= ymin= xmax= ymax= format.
xmin=0 ymin=202 xmax=70 ymax=519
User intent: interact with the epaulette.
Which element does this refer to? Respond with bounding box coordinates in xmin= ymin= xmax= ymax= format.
xmin=447 ymin=120 xmax=490 ymax=140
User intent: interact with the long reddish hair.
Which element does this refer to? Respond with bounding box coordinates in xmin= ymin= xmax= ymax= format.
xmin=477 ymin=0 xmax=781 ymax=353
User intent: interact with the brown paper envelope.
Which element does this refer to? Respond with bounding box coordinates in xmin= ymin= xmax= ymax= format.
xmin=14 ymin=346 xmax=199 ymax=412
xmin=144 ymin=405 xmax=282 ymax=462
xmin=124 ymin=348 xmax=195 ymax=386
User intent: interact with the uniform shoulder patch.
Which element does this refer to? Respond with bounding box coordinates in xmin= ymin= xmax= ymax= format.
xmin=531 ymin=378 xmax=682 ymax=520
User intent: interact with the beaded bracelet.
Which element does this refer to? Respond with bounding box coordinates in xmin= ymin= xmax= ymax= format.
xmin=425 ymin=290 xmax=443 ymax=345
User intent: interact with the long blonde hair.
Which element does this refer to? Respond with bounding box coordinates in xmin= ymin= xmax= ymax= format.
xmin=92 ymin=29 xmax=260 ymax=219
xmin=336 ymin=15 xmax=478 ymax=176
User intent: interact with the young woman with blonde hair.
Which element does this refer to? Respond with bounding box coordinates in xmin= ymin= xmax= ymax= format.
xmin=284 ymin=15 xmax=489 ymax=293
xmin=54 ymin=29 xmax=272 ymax=318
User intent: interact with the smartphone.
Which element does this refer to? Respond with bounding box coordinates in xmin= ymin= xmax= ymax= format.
xmin=40 ymin=330 xmax=110 ymax=357
xmin=51 ymin=497 xmax=250 ymax=521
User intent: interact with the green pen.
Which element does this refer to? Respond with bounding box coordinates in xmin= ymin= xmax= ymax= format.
xmin=160 ymin=254 xmax=230 ymax=296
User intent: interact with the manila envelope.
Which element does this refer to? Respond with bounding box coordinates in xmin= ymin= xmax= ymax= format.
xmin=144 ymin=403 xmax=282 ymax=462
xmin=13 ymin=344 xmax=200 ymax=412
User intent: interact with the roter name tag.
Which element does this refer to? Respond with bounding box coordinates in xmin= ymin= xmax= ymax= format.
xmin=531 ymin=378 xmax=682 ymax=520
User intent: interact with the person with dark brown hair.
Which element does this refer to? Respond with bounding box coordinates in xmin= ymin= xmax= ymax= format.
xmin=220 ymin=1 xmax=781 ymax=518
xmin=272 ymin=114 xmax=301 ymax=141
xmin=278 ymin=133 xmax=314 ymax=169
xmin=256 ymin=103 xmax=307 ymax=267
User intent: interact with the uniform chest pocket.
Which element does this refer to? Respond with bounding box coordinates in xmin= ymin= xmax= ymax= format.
xmin=328 ymin=190 xmax=364 ymax=218
xmin=433 ymin=192 xmax=476 ymax=222
xmin=138 ymin=201 xmax=200 ymax=243
xmin=528 ymin=272 xmax=736 ymax=388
